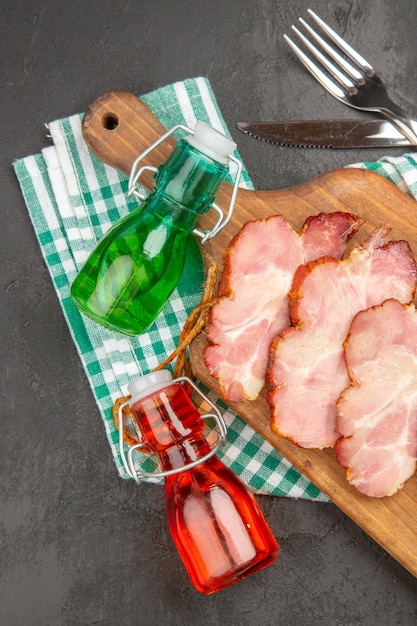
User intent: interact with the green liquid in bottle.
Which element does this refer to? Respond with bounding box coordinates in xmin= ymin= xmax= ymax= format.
xmin=71 ymin=124 xmax=234 ymax=336
xmin=72 ymin=199 xmax=190 ymax=335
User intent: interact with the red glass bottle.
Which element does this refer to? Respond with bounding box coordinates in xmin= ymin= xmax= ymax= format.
xmin=118 ymin=370 xmax=278 ymax=594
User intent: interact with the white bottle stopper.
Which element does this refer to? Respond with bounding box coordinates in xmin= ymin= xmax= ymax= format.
xmin=127 ymin=369 xmax=173 ymax=402
xmin=187 ymin=121 xmax=236 ymax=164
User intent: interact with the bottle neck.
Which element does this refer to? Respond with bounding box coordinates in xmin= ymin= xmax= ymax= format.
xmin=130 ymin=382 xmax=212 ymax=472
xmin=158 ymin=438 xmax=212 ymax=472
xmin=153 ymin=139 xmax=229 ymax=219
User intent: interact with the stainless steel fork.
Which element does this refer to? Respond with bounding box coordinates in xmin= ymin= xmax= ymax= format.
xmin=284 ymin=9 xmax=417 ymax=145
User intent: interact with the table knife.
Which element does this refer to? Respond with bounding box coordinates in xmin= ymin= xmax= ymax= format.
xmin=236 ymin=119 xmax=414 ymax=148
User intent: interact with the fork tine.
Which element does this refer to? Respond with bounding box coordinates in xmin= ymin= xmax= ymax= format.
xmin=298 ymin=17 xmax=363 ymax=83
xmin=291 ymin=25 xmax=356 ymax=91
xmin=307 ymin=8 xmax=374 ymax=76
xmin=284 ymin=34 xmax=346 ymax=101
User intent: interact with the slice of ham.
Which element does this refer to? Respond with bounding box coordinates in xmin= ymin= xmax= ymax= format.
xmin=335 ymin=299 xmax=417 ymax=497
xmin=204 ymin=212 xmax=360 ymax=403
xmin=268 ymin=229 xmax=417 ymax=449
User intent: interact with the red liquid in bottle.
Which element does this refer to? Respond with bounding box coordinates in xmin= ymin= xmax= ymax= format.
xmin=130 ymin=380 xmax=278 ymax=594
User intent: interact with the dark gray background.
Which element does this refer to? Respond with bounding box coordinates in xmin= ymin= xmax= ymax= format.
xmin=2 ymin=1 xmax=417 ymax=624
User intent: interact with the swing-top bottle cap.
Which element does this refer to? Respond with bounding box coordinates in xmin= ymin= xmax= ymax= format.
xmin=186 ymin=121 xmax=237 ymax=165
xmin=127 ymin=370 xmax=173 ymax=402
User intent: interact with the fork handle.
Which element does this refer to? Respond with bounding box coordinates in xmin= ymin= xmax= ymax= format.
xmin=381 ymin=104 xmax=417 ymax=145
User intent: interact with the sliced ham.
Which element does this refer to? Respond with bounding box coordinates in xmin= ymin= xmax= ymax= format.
xmin=204 ymin=212 xmax=360 ymax=403
xmin=335 ymin=299 xmax=417 ymax=497
xmin=268 ymin=229 xmax=417 ymax=449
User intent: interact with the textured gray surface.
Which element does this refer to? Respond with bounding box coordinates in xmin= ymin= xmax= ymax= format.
xmin=2 ymin=1 xmax=417 ymax=624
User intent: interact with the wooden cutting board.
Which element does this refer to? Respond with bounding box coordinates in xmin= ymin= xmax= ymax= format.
xmin=82 ymin=90 xmax=417 ymax=578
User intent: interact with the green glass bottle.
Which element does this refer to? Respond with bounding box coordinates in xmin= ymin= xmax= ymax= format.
xmin=70 ymin=122 xmax=237 ymax=336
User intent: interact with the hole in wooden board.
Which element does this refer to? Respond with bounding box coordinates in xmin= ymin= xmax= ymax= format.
xmin=102 ymin=113 xmax=119 ymax=130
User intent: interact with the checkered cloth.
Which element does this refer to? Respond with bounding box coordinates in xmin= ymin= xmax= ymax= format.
xmin=13 ymin=77 xmax=417 ymax=501
xmin=348 ymin=153 xmax=417 ymax=197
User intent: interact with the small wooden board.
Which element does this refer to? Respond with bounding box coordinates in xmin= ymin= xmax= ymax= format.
xmin=82 ymin=90 xmax=417 ymax=578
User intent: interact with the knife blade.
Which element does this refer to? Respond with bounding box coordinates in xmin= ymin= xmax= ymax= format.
xmin=236 ymin=119 xmax=413 ymax=148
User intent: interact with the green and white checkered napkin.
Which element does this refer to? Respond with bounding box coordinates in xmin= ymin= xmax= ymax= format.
xmin=13 ymin=77 xmax=417 ymax=501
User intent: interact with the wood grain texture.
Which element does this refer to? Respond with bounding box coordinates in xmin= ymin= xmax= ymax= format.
xmin=82 ymin=91 xmax=417 ymax=578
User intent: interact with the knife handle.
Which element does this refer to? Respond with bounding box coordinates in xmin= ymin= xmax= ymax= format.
xmin=81 ymin=90 xmax=177 ymax=187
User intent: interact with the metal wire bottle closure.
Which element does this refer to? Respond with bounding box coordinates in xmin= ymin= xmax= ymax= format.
xmin=127 ymin=124 xmax=242 ymax=243
xmin=118 ymin=376 xmax=227 ymax=483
